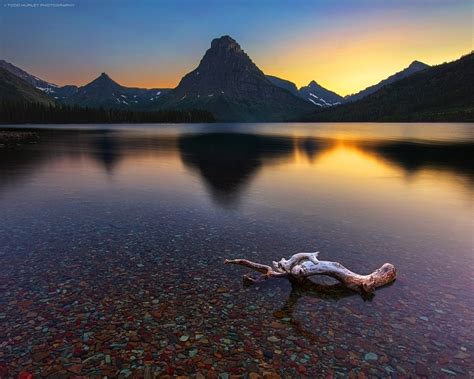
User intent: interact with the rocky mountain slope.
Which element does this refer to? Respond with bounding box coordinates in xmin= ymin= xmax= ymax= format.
xmin=345 ymin=60 xmax=430 ymax=102
xmin=157 ymin=36 xmax=314 ymax=121
xmin=0 ymin=67 xmax=55 ymax=106
xmin=301 ymin=53 xmax=474 ymax=122
xmin=62 ymin=73 xmax=169 ymax=110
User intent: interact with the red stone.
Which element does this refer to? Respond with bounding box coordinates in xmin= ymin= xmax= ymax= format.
xmin=438 ymin=355 xmax=450 ymax=365
xmin=144 ymin=352 xmax=153 ymax=364
xmin=0 ymin=364 xmax=8 ymax=377
xmin=415 ymin=363 xmax=430 ymax=377
xmin=67 ymin=364 xmax=82 ymax=374
xmin=72 ymin=347 xmax=83 ymax=357
xmin=334 ymin=348 xmax=346 ymax=359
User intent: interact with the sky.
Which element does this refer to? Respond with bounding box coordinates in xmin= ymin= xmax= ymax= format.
xmin=1 ymin=0 xmax=472 ymax=95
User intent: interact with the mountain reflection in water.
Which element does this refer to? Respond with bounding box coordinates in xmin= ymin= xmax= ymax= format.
xmin=178 ymin=134 xmax=327 ymax=207
xmin=0 ymin=123 xmax=473 ymax=378
xmin=1 ymin=128 xmax=472 ymax=207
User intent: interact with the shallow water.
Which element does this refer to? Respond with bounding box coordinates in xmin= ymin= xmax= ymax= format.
xmin=0 ymin=123 xmax=473 ymax=378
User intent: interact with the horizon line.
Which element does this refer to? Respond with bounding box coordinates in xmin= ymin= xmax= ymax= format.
xmin=2 ymin=49 xmax=471 ymax=97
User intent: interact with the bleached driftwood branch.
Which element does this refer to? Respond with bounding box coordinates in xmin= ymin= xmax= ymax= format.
xmin=225 ymin=252 xmax=397 ymax=295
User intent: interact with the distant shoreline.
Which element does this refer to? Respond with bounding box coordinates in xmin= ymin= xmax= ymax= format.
xmin=2 ymin=120 xmax=473 ymax=127
xmin=0 ymin=130 xmax=39 ymax=146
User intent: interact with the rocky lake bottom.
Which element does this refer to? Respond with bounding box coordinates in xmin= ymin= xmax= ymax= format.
xmin=0 ymin=123 xmax=473 ymax=378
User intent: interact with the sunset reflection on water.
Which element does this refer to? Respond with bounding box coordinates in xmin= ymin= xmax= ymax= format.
xmin=0 ymin=123 xmax=473 ymax=377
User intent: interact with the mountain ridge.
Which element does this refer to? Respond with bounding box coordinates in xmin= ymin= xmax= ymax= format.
xmin=298 ymin=80 xmax=343 ymax=106
xmin=266 ymin=75 xmax=343 ymax=106
xmin=63 ymin=72 xmax=170 ymax=109
xmin=1 ymin=38 xmax=471 ymax=122
xmin=0 ymin=59 xmax=78 ymax=99
xmin=0 ymin=67 xmax=56 ymax=106
xmin=301 ymin=52 xmax=474 ymax=122
xmin=344 ymin=60 xmax=430 ymax=102
xmin=265 ymin=75 xmax=299 ymax=96
xmin=156 ymin=35 xmax=315 ymax=121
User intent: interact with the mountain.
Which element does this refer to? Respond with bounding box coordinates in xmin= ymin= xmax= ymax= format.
xmin=265 ymin=75 xmax=299 ymax=96
xmin=157 ymin=35 xmax=314 ymax=121
xmin=301 ymin=52 xmax=474 ymax=122
xmin=0 ymin=67 xmax=55 ymax=106
xmin=0 ymin=60 xmax=170 ymax=109
xmin=345 ymin=60 xmax=430 ymax=102
xmin=63 ymin=73 xmax=170 ymax=109
xmin=266 ymin=75 xmax=343 ymax=106
xmin=0 ymin=59 xmax=78 ymax=99
xmin=298 ymin=80 xmax=344 ymax=106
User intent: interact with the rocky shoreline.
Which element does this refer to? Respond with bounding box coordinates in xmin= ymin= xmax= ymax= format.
xmin=0 ymin=131 xmax=39 ymax=147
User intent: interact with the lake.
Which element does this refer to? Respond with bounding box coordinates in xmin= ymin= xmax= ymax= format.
xmin=0 ymin=123 xmax=473 ymax=378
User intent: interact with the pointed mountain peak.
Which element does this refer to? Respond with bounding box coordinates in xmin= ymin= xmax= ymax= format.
xmin=167 ymin=35 xmax=313 ymax=121
xmin=81 ymin=72 xmax=122 ymax=92
xmin=210 ymin=35 xmax=242 ymax=51
xmin=95 ymin=72 xmax=113 ymax=81
xmin=88 ymin=72 xmax=119 ymax=86
xmin=193 ymin=35 xmax=258 ymax=75
xmin=408 ymin=60 xmax=429 ymax=70
xmin=299 ymin=79 xmax=344 ymax=105
xmin=301 ymin=80 xmax=326 ymax=91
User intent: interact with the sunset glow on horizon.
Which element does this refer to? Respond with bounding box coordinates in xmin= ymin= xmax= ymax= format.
xmin=1 ymin=0 xmax=472 ymax=95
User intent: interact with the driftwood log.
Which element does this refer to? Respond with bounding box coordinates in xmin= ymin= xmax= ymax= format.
xmin=225 ymin=252 xmax=397 ymax=295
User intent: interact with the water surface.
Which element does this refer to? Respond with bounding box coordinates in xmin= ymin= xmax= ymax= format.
xmin=1 ymin=123 xmax=473 ymax=377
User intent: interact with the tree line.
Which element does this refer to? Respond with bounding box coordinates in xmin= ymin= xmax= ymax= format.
xmin=300 ymin=52 xmax=474 ymax=122
xmin=0 ymin=101 xmax=215 ymax=124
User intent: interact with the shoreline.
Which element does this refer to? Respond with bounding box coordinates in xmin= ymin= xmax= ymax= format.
xmin=0 ymin=131 xmax=39 ymax=146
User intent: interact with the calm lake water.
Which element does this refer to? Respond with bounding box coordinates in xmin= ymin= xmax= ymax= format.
xmin=0 ymin=123 xmax=473 ymax=378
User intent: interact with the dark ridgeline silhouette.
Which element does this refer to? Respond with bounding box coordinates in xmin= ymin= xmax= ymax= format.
xmin=266 ymin=75 xmax=344 ymax=106
xmin=303 ymin=52 xmax=474 ymax=122
xmin=0 ymin=66 xmax=215 ymax=124
xmin=265 ymin=75 xmax=300 ymax=96
xmin=0 ymin=67 xmax=54 ymax=106
xmin=178 ymin=133 xmax=328 ymax=207
xmin=344 ymin=60 xmax=430 ymax=102
xmin=298 ymin=80 xmax=344 ymax=106
xmin=0 ymin=60 xmax=170 ymax=108
xmin=364 ymin=140 xmax=474 ymax=184
xmin=0 ymin=59 xmax=79 ymax=98
xmin=62 ymin=72 xmax=171 ymax=110
xmin=1 ymin=40 xmax=473 ymax=122
xmin=159 ymin=36 xmax=314 ymax=122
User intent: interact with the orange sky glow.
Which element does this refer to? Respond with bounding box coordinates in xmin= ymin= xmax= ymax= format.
xmin=3 ymin=1 xmax=472 ymax=96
